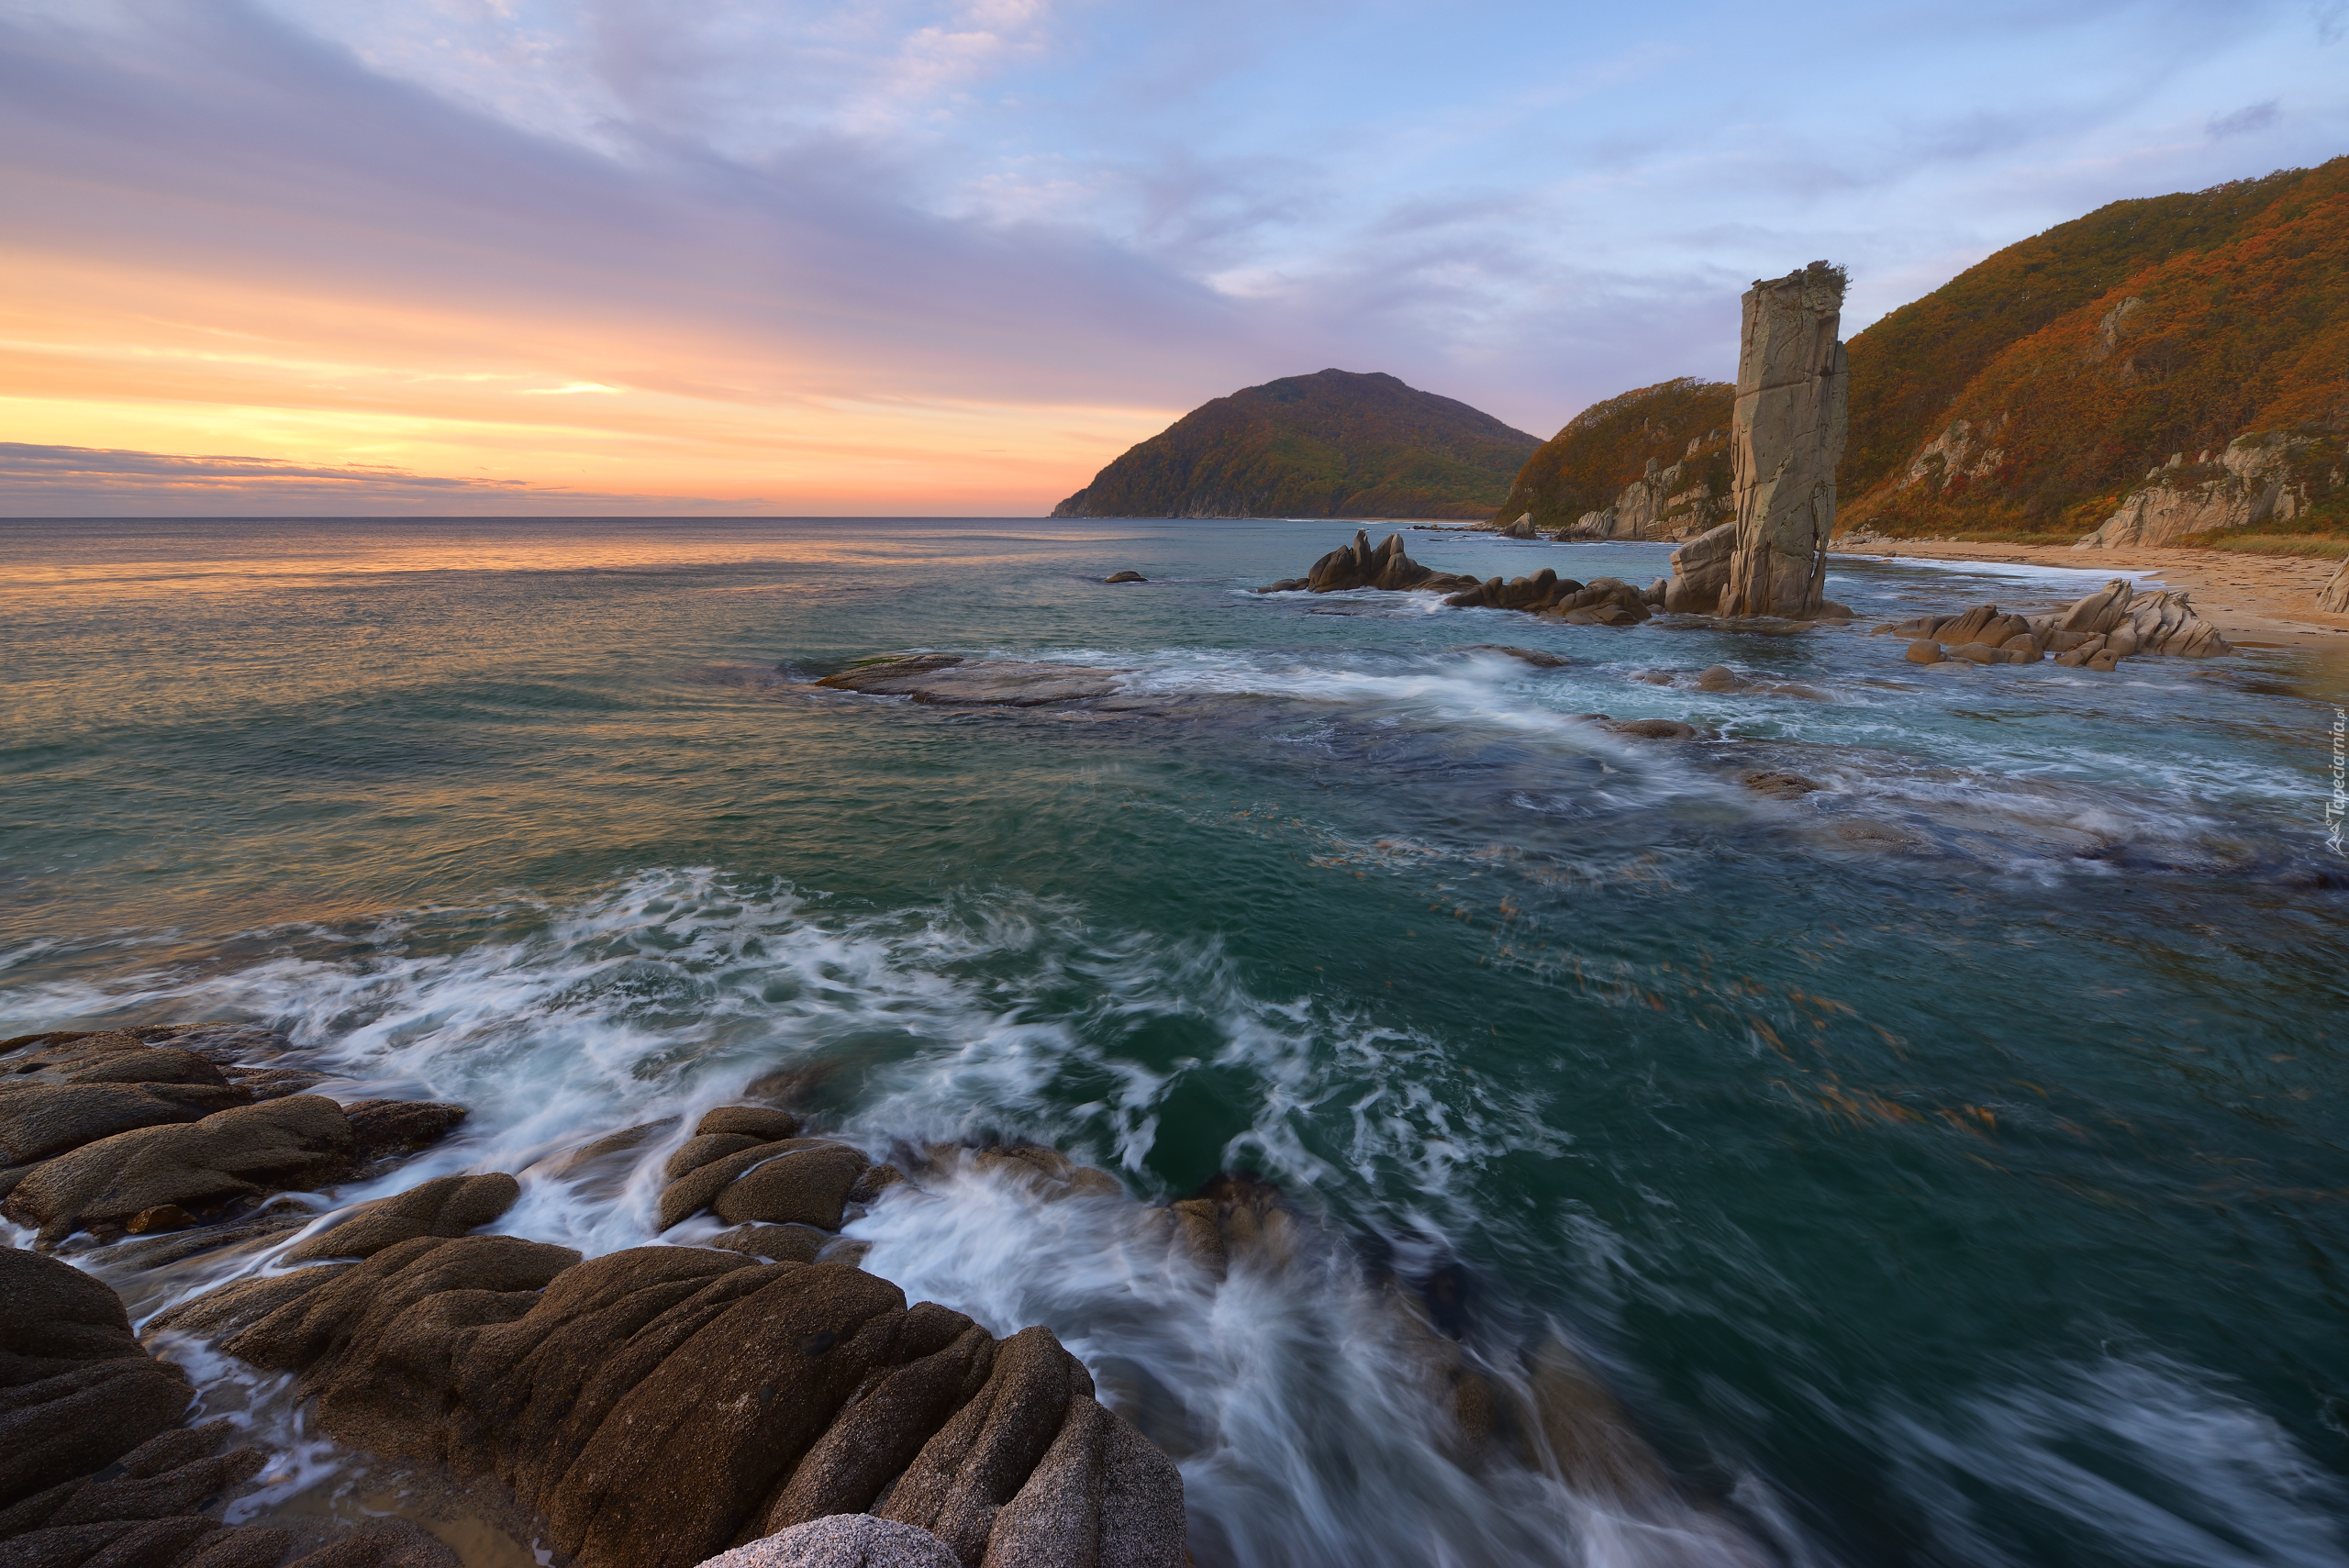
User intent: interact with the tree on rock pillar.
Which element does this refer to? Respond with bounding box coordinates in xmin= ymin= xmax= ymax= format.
xmin=1717 ymin=262 xmax=1849 ymax=619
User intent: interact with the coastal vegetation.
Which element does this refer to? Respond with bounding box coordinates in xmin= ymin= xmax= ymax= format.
xmin=1051 ymin=370 xmax=1539 ymax=519
xmin=1495 ymin=158 xmax=2348 ymax=557
xmin=1841 ymin=155 xmax=2349 ymax=549
xmin=1483 ymin=378 xmax=1733 ymax=534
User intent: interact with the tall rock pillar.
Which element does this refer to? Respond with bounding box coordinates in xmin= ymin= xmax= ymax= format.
xmin=1716 ymin=264 xmax=1848 ymax=619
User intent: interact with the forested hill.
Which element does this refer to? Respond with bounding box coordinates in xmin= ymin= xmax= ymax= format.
xmin=1485 ymin=378 xmax=1733 ymax=531
xmin=1841 ymin=156 xmax=2349 ymax=536
xmin=1050 ymin=370 xmax=1541 ymax=520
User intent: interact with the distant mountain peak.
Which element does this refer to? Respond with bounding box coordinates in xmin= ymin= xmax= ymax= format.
xmin=1052 ymin=370 xmax=1539 ymax=519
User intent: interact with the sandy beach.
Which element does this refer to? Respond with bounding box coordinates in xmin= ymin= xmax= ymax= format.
xmin=1833 ymin=538 xmax=2349 ymax=658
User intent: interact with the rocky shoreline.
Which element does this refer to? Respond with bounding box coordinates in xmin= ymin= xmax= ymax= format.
xmin=5 ymin=1026 xmax=1765 ymax=1568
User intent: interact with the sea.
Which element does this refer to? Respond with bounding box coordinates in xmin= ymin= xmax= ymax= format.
xmin=3 ymin=515 xmax=2345 ymax=1568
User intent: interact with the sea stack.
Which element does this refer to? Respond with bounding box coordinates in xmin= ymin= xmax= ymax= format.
xmin=1712 ymin=264 xmax=1849 ymax=619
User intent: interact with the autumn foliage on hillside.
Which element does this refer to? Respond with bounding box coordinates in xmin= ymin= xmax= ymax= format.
xmin=1843 ymin=156 xmax=2349 ymax=536
xmin=1486 ymin=378 xmax=1734 ymax=530
xmin=1053 ymin=370 xmax=1539 ymax=519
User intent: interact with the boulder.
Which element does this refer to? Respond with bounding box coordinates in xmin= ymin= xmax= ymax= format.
xmin=1661 ymin=522 xmax=1736 ymax=614
xmin=0 ymin=1248 xmax=296 ymax=1568
xmin=711 ymin=1146 xmax=872 ymax=1230
xmin=343 ymin=1102 xmax=469 ymax=1158
xmin=1904 ymin=641 xmax=1944 ymax=665
xmin=694 ymin=1517 xmax=958 ymax=1568
xmin=0 ymin=1083 xmax=252 ymax=1168
xmin=707 ymin=1225 xmax=829 ymax=1263
xmin=667 ymin=1134 xmax=763 ymax=1180
xmin=696 ymin=1107 xmax=804 ymax=1143
xmin=660 ymin=1140 xmax=848 ymax=1232
xmin=283 ymin=1173 xmax=522 ymax=1262
xmin=1717 ymin=264 xmax=1849 ymax=618
xmin=1100 ymin=572 xmax=1146 ymax=584
xmin=2322 ymin=558 xmax=2349 ymax=614
xmin=1542 ymin=578 xmax=1652 ymax=625
xmin=3 ymin=1097 xmax=356 ymax=1244
xmin=1694 ymin=665 xmax=1746 ymax=693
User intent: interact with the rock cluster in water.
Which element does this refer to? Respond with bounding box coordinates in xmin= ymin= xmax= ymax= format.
xmin=1256 ymin=528 xmax=1480 ymax=595
xmin=2 ymin=1245 xmax=463 ymax=1568
xmin=1879 ymin=577 xmax=2231 ymax=667
xmin=2 ymin=1029 xmax=1187 ymax=1568
xmin=1258 ymin=530 xmax=1664 ymax=625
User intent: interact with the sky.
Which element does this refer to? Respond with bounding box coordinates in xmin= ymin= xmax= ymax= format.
xmin=3 ymin=0 xmax=2344 ymax=516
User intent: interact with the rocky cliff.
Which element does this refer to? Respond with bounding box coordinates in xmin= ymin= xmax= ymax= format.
xmin=2073 ymin=426 xmax=2348 ymax=549
xmin=1051 ymin=370 xmax=1540 ymax=520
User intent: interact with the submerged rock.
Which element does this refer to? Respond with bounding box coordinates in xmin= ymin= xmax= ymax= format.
xmin=816 ymin=657 xmax=1126 ymax=708
xmin=1101 ymin=572 xmax=1146 ymax=584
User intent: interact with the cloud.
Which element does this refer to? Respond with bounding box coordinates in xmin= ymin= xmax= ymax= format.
xmin=5 ymin=0 xmax=2346 ymax=513
xmin=2208 ymin=99 xmax=2282 ymax=138
xmin=0 ymin=442 xmax=738 ymax=515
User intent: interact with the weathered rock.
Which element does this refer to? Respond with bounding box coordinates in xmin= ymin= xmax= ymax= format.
xmin=1715 ymin=264 xmax=1848 ymax=619
xmin=1496 ymin=514 xmax=1535 ymax=539
xmin=696 ymin=1517 xmax=959 ymax=1568
xmin=707 ymin=1225 xmax=829 ymax=1263
xmin=343 ymin=1103 xmax=468 ymax=1158
xmin=660 ymin=1140 xmax=844 ymax=1232
xmin=1905 ymin=641 xmax=1944 ymax=664
xmin=2321 ymin=558 xmax=2349 ymax=614
xmin=666 ymin=1134 xmax=763 ymax=1180
xmin=2075 ymin=430 xmax=2330 ymax=549
xmin=711 ymin=1146 xmax=872 ymax=1230
xmin=103 ymin=1208 xmax=313 ymax=1272
xmin=3 ymin=1097 xmax=356 ymax=1243
xmin=1543 ymin=578 xmax=1652 ymax=625
xmin=278 ymin=1519 xmax=458 ymax=1568
xmin=1600 ymin=719 xmax=1700 ymax=741
xmin=1741 ymin=771 xmax=1824 ymax=799
xmin=1694 ymin=665 xmax=1745 ymax=693
xmin=1443 ymin=569 xmax=1584 ymax=613
xmin=1661 ymin=522 xmax=1737 ymax=614
xmin=1100 ymin=572 xmax=1146 ymax=584
xmin=1454 ymin=645 xmax=1570 ymax=668
xmin=696 ymin=1107 xmax=804 ymax=1143
xmin=963 ymin=1147 xmax=1120 ymax=1201
xmin=283 ymin=1173 xmax=522 ymax=1262
xmin=1258 ymin=530 xmax=1478 ymax=596
xmin=146 ymin=1267 xmax=351 ymax=1341
xmin=0 ymin=1248 xmax=292 ymax=1568
xmin=0 ymin=1084 xmax=252 ymax=1169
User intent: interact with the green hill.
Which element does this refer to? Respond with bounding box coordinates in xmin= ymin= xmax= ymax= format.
xmin=1842 ymin=156 xmax=2349 ymax=539
xmin=1484 ymin=378 xmax=1733 ymax=531
xmin=1050 ymin=370 xmax=1541 ymax=520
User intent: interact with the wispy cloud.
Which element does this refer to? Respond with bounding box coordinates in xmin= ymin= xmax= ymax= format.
xmin=3 ymin=0 xmax=2343 ymax=513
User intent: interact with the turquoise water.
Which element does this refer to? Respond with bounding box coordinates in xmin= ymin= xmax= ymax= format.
xmin=4 ymin=517 xmax=2345 ymax=1568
